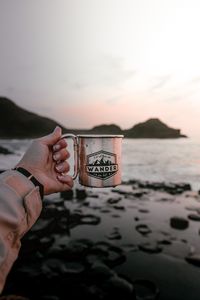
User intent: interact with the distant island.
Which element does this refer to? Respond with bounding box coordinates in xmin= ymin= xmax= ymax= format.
xmin=0 ymin=97 xmax=187 ymax=139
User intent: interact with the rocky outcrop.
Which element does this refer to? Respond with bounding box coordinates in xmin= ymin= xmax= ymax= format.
xmin=124 ymin=118 xmax=187 ymax=139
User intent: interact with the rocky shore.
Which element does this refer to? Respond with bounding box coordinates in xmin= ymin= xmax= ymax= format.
xmin=2 ymin=180 xmax=200 ymax=300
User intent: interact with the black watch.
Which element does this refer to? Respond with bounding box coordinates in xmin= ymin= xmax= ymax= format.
xmin=14 ymin=167 xmax=44 ymax=199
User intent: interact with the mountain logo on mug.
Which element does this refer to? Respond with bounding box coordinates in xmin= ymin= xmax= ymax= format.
xmin=86 ymin=150 xmax=118 ymax=180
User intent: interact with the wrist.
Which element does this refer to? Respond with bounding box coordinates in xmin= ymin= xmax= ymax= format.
xmin=13 ymin=167 xmax=44 ymax=199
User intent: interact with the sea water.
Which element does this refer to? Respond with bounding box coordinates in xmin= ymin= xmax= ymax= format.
xmin=0 ymin=138 xmax=200 ymax=190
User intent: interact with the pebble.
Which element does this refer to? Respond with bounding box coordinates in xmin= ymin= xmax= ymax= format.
xmin=188 ymin=214 xmax=200 ymax=222
xmin=135 ymin=224 xmax=152 ymax=235
xmin=139 ymin=242 xmax=163 ymax=254
xmin=133 ymin=279 xmax=160 ymax=300
xmin=106 ymin=228 xmax=122 ymax=240
xmin=185 ymin=254 xmax=200 ymax=267
xmin=170 ymin=216 xmax=189 ymax=230
xmin=60 ymin=189 xmax=74 ymax=200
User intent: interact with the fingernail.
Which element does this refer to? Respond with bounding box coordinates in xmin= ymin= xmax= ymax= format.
xmin=56 ymin=164 xmax=63 ymax=171
xmin=53 ymin=144 xmax=60 ymax=151
xmin=53 ymin=153 xmax=60 ymax=161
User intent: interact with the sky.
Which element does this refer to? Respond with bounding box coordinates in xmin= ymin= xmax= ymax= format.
xmin=0 ymin=0 xmax=200 ymax=137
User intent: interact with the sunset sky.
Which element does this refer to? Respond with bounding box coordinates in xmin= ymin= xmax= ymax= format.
xmin=0 ymin=0 xmax=200 ymax=137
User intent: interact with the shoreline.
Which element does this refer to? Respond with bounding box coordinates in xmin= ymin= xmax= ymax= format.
xmin=2 ymin=180 xmax=200 ymax=299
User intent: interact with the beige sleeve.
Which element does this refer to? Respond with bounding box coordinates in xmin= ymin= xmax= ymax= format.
xmin=0 ymin=170 xmax=42 ymax=293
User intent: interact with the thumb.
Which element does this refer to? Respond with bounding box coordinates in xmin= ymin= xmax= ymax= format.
xmin=40 ymin=126 xmax=62 ymax=146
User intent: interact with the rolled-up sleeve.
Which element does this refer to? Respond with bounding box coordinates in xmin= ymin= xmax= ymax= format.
xmin=0 ymin=170 xmax=42 ymax=293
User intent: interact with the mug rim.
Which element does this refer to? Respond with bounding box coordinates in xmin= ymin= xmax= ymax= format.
xmin=77 ymin=134 xmax=124 ymax=138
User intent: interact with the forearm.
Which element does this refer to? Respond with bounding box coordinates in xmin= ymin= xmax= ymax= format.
xmin=0 ymin=170 xmax=42 ymax=293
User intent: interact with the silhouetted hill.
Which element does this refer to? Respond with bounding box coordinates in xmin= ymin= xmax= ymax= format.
xmin=0 ymin=97 xmax=68 ymax=138
xmin=125 ymin=118 xmax=187 ymax=138
xmin=91 ymin=124 xmax=123 ymax=134
xmin=0 ymin=98 xmax=187 ymax=139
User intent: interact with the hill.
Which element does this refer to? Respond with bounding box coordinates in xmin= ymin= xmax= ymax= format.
xmin=0 ymin=98 xmax=187 ymax=139
xmin=125 ymin=118 xmax=187 ymax=138
xmin=0 ymin=97 xmax=68 ymax=138
xmin=91 ymin=124 xmax=123 ymax=134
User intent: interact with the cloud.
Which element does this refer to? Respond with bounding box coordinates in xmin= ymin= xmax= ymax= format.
xmin=151 ymin=74 xmax=171 ymax=90
xmin=68 ymin=54 xmax=136 ymax=91
xmin=105 ymin=94 xmax=123 ymax=105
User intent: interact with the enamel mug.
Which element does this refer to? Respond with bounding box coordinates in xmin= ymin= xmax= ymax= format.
xmin=62 ymin=134 xmax=124 ymax=188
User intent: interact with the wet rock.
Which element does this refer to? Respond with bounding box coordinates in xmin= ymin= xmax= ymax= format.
xmin=135 ymin=224 xmax=152 ymax=235
xmin=139 ymin=242 xmax=163 ymax=254
xmin=42 ymin=258 xmax=68 ymax=277
xmin=111 ymin=214 xmax=121 ymax=218
xmin=62 ymin=261 xmax=85 ymax=275
xmin=66 ymin=213 xmax=101 ymax=229
xmin=138 ymin=181 xmax=191 ymax=194
xmin=20 ymin=234 xmax=41 ymax=255
xmin=106 ymin=228 xmax=122 ymax=240
xmin=185 ymin=254 xmax=200 ymax=267
xmin=87 ymin=242 xmax=126 ymax=267
xmin=107 ymin=197 xmax=122 ymax=204
xmin=39 ymin=296 xmax=59 ymax=300
xmin=0 ymin=145 xmax=13 ymax=154
xmin=43 ymin=197 xmax=64 ymax=205
xmin=103 ymin=275 xmax=134 ymax=297
xmin=0 ymin=296 xmax=30 ymax=300
xmin=31 ymin=219 xmax=55 ymax=235
xmin=122 ymin=243 xmax=138 ymax=253
xmin=133 ymin=279 xmax=160 ymax=300
xmin=39 ymin=236 xmax=54 ymax=251
xmin=112 ymin=189 xmax=129 ymax=195
xmin=76 ymin=188 xmax=87 ymax=200
xmin=48 ymin=238 xmax=91 ymax=260
xmin=156 ymin=197 xmax=174 ymax=203
xmin=138 ymin=209 xmax=149 ymax=213
xmin=157 ymin=239 xmax=172 ymax=245
xmin=60 ymin=189 xmax=73 ymax=200
xmin=40 ymin=205 xmax=58 ymax=219
xmin=188 ymin=214 xmax=200 ymax=222
xmin=170 ymin=216 xmax=189 ymax=230
xmin=100 ymin=208 xmax=111 ymax=213
xmin=132 ymin=191 xmax=146 ymax=198
xmin=185 ymin=205 xmax=200 ymax=213
xmin=113 ymin=205 xmax=125 ymax=210
xmin=87 ymin=262 xmax=115 ymax=280
xmin=80 ymin=214 xmax=101 ymax=225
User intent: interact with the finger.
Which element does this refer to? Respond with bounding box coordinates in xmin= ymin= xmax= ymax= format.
xmin=40 ymin=126 xmax=62 ymax=146
xmin=53 ymin=139 xmax=67 ymax=152
xmin=55 ymin=161 xmax=70 ymax=173
xmin=57 ymin=174 xmax=74 ymax=189
xmin=53 ymin=149 xmax=70 ymax=161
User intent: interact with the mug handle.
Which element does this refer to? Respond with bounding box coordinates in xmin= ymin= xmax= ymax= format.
xmin=61 ymin=134 xmax=79 ymax=180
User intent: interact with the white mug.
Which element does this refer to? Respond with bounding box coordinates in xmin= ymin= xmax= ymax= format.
xmin=62 ymin=134 xmax=124 ymax=188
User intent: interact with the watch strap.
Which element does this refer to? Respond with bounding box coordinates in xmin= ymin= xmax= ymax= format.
xmin=14 ymin=167 xmax=44 ymax=199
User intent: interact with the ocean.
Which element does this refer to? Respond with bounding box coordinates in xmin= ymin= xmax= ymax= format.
xmin=1 ymin=137 xmax=200 ymax=190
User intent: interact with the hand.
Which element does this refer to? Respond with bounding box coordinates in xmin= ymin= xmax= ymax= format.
xmin=15 ymin=127 xmax=73 ymax=195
